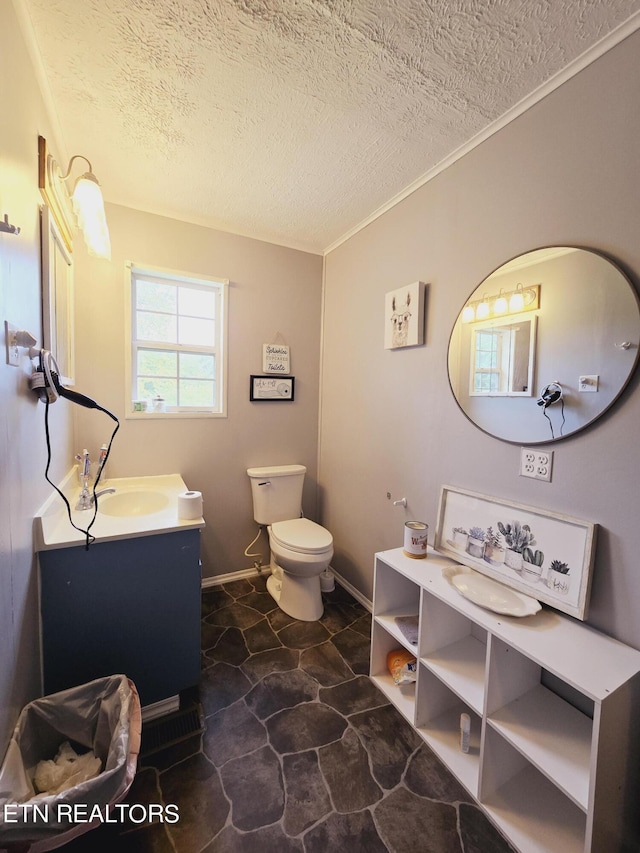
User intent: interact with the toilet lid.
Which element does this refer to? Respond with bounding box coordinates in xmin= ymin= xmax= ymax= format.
xmin=270 ymin=518 xmax=333 ymax=555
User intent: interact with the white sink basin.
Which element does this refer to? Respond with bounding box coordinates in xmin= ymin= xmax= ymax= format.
xmin=35 ymin=473 xmax=204 ymax=550
xmin=98 ymin=490 xmax=170 ymax=517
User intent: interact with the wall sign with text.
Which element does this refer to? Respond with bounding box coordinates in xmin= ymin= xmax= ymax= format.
xmin=262 ymin=344 xmax=290 ymax=374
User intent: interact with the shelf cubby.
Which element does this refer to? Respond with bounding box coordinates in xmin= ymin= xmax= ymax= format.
xmin=415 ymin=662 xmax=481 ymax=795
xmin=369 ymin=620 xmax=416 ymax=723
xmin=481 ymin=726 xmax=586 ymax=853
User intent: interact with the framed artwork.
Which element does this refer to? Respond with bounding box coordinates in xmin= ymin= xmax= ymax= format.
xmin=41 ymin=205 xmax=75 ymax=384
xmin=384 ymin=281 xmax=426 ymax=349
xmin=250 ymin=375 xmax=295 ymax=401
xmin=434 ymin=485 xmax=597 ymax=620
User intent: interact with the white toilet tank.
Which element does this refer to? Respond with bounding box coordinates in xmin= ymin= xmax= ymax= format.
xmin=247 ymin=464 xmax=306 ymax=525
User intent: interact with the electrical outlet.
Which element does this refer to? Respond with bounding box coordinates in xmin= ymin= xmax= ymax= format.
xmin=4 ymin=321 xmax=19 ymax=366
xmin=520 ymin=447 xmax=553 ymax=482
xmin=579 ymin=374 xmax=599 ymax=392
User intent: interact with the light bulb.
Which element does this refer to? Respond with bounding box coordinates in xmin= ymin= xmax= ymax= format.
xmin=476 ymin=300 xmax=490 ymax=320
xmin=493 ymin=294 xmax=508 ymax=314
xmin=461 ymin=305 xmax=475 ymax=322
xmin=72 ymin=173 xmax=111 ymax=259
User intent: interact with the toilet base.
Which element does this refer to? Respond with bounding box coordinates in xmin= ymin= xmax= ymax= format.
xmin=266 ymin=566 xmax=324 ymax=621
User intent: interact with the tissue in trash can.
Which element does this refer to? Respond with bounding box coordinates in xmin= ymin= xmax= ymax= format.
xmin=33 ymin=741 xmax=102 ymax=797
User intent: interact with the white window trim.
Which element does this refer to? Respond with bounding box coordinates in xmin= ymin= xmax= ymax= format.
xmin=125 ymin=261 xmax=229 ymax=419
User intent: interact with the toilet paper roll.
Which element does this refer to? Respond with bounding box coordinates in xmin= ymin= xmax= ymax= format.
xmin=403 ymin=521 xmax=428 ymax=559
xmin=178 ymin=490 xmax=203 ymax=520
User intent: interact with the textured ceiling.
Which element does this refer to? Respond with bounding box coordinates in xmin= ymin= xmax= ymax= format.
xmin=21 ymin=0 xmax=640 ymax=253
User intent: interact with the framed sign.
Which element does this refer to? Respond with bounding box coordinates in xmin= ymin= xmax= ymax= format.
xmin=250 ymin=375 xmax=295 ymax=401
xmin=262 ymin=344 xmax=290 ymax=374
xmin=434 ymin=485 xmax=597 ymax=620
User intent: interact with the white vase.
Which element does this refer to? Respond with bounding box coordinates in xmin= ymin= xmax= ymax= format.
xmin=467 ymin=537 xmax=485 ymax=559
xmin=547 ymin=569 xmax=570 ymax=595
xmin=504 ymin=549 xmax=523 ymax=571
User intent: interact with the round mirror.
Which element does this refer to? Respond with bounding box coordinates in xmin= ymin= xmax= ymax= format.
xmin=448 ymin=247 xmax=640 ymax=444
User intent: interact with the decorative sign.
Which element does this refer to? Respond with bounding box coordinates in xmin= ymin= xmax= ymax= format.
xmin=250 ymin=375 xmax=295 ymax=401
xmin=262 ymin=344 xmax=290 ymax=374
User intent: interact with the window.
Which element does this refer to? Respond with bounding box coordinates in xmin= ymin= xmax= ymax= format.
xmin=469 ymin=316 xmax=536 ymax=397
xmin=127 ymin=263 xmax=228 ymax=417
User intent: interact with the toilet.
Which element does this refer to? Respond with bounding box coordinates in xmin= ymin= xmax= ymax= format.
xmin=247 ymin=464 xmax=333 ymax=621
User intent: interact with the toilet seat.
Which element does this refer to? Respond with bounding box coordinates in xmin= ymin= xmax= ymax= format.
xmin=270 ymin=518 xmax=333 ymax=555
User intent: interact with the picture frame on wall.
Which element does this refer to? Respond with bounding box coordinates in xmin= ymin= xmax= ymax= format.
xmin=250 ymin=375 xmax=295 ymax=401
xmin=384 ymin=281 xmax=426 ymax=349
xmin=434 ymin=485 xmax=597 ymax=620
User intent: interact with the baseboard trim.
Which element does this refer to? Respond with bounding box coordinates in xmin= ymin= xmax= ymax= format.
xmin=142 ymin=695 xmax=180 ymax=722
xmin=201 ymin=565 xmax=271 ymax=589
xmin=201 ymin=564 xmax=373 ymax=612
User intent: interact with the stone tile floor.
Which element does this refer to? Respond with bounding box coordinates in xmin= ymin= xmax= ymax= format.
xmin=64 ymin=575 xmax=514 ymax=852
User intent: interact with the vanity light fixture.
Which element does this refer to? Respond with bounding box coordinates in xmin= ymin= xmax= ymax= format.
xmin=461 ymin=284 xmax=540 ymax=322
xmin=60 ymin=155 xmax=111 ymax=259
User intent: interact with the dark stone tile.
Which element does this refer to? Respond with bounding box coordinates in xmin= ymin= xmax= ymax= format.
xmin=223 ymin=579 xmax=255 ymax=597
xmin=374 ymin=787 xmax=461 ymax=853
xmin=246 ymin=669 xmax=318 ymax=720
xmin=283 ymin=750 xmax=332 ymax=835
xmin=331 ymin=627 xmax=371 ymax=675
xmin=202 ymin=626 xmax=250 ymax=666
xmin=200 ymin=662 xmax=252 ymax=717
xmin=201 ymin=586 xmax=234 ymax=617
xmin=278 ymin=619 xmax=332 ymax=649
xmin=459 ymin=802 xmax=516 ymax=853
xmin=201 ymin=620 xmax=226 ymax=653
xmin=350 ymin=704 xmax=422 ymax=789
xmin=319 ymin=675 xmax=389 ymax=716
xmin=205 ymin=602 xmax=264 ymax=629
xmin=266 ymin=702 xmax=347 ymax=753
xmin=240 ymin=647 xmax=300 ymax=684
xmin=236 ymin=589 xmax=276 ymax=614
xmin=323 ymin=584 xmax=362 ymax=606
xmin=249 ymin=573 xmax=269 ymax=593
xmin=299 ymin=642 xmax=355 ymax=686
xmin=219 ymin=745 xmax=284 ymax=831
xmin=268 ymin=607 xmax=297 ymax=631
xmin=160 ymin=753 xmax=228 ymax=852
xmin=351 ymin=612 xmax=373 ymax=638
xmin=318 ymin=727 xmax=383 ymax=812
xmin=62 ymin=821 xmax=175 ymax=853
xmin=244 ymin=617 xmax=283 ymax=653
xmin=205 ymin=823 xmax=304 ymax=853
xmin=320 ymin=601 xmax=365 ymax=634
xmin=203 ymin=699 xmax=267 ymax=766
xmin=405 ymin=744 xmax=473 ymax=804
xmin=303 ymin=809 xmax=388 ymax=853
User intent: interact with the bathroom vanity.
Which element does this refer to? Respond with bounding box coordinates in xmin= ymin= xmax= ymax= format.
xmin=370 ymin=547 xmax=640 ymax=853
xmin=36 ymin=475 xmax=204 ymax=712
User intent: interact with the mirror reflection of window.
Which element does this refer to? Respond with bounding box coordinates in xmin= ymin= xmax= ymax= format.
xmin=470 ymin=317 xmax=535 ymax=396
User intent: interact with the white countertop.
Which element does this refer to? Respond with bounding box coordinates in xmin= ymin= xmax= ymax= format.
xmin=35 ymin=472 xmax=205 ymax=550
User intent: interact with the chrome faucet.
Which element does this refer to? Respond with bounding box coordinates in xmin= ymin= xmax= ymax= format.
xmin=75 ymin=486 xmax=116 ymax=511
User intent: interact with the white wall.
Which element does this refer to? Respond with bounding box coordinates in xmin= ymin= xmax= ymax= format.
xmin=320 ymin=30 xmax=640 ymax=648
xmin=0 ymin=1 xmax=74 ymax=748
xmin=72 ymin=205 xmax=323 ymax=579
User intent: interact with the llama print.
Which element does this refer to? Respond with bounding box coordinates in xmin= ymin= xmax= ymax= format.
xmin=384 ymin=282 xmax=425 ymax=349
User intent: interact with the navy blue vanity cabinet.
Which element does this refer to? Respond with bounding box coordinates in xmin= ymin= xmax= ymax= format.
xmin=39 ymin=529 xmax=201 ymax=707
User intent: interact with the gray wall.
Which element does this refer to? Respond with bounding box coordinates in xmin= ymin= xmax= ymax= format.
xmin=0 ymin=2 xmax=75 ymax=748
xmin=320 ymin=30 xmax=640 ymax=648
xmin=73 ymin=205 xmax=323 ymax=579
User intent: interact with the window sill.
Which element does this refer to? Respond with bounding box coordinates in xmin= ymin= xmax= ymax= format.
xmin=125 ymin=409 xmax=227 ymax=420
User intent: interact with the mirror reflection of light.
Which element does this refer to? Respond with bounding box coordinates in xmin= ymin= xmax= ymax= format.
xmin=476 ymin=299 xmax=490 ymax=320
xmin=461 ymin=305 xmax=475 ymax=323
xmin=493 ymin=292 xmax=508 ymax=314
xmin=509 ymin=285 xmax=525 ymax=312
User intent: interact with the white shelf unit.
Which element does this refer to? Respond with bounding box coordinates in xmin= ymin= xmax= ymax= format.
xmin=370 ymin=547 xmax=640 ymax=853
